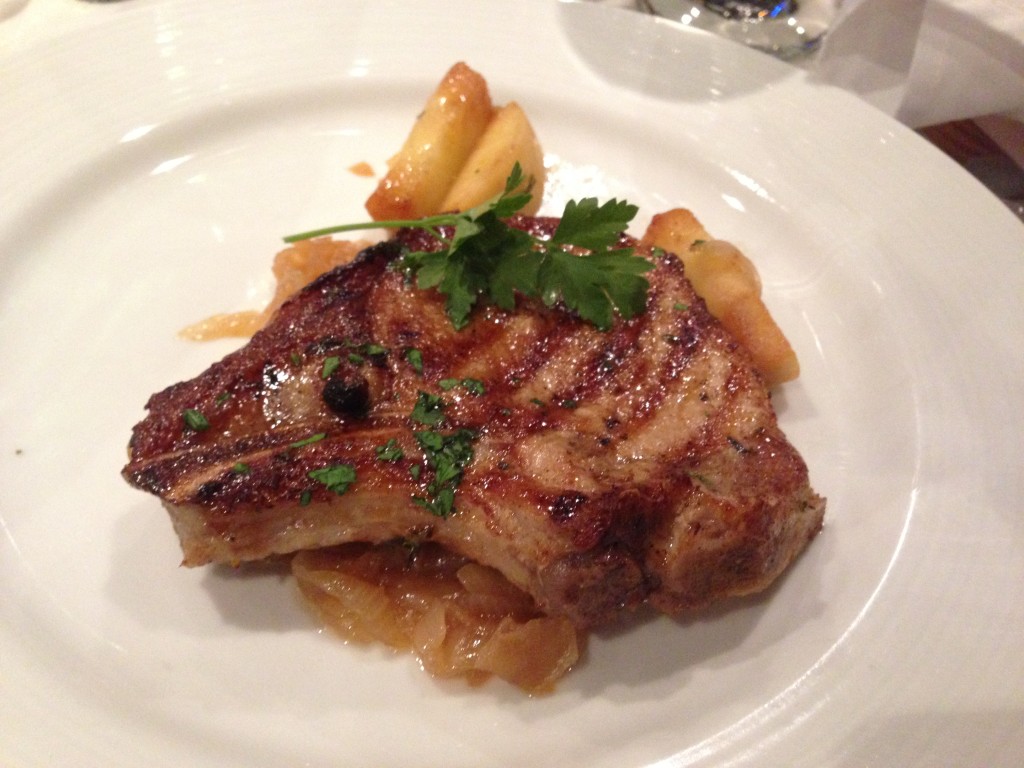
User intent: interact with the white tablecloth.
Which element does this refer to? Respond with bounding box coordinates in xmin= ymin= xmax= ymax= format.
xmin=2 ymin=0 xmax=1023 ymax=128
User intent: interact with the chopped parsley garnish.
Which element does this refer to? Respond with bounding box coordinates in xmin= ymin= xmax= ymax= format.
xmin=345 ymin=341 xmax=388 ymax=366
xmin=308 ymin=464 xmax=357 ymax=495
xmin=673 ymin=302 xmax=690 ymax=311
xmin=410 ymin=391 xmax=445 ymax=426
xmin=290 ymin=432 xmax=326 ymax=448
xmin=359 ymin=342 xmax=388 ymax=358
xmin=375 ymin=438 xmax=404 ymax=462
xmin=405 ymin=348 xmax=424 ymax=375
xmin=412 ymin=428 xmax=477 ymax=517
xmin=284 ymin=164 xmax=652 ymax=331
xmin=321 ymin=355 xmax=341 ymax=379
xmin=182 ymin=408 xmax=209 ymax=431
xmin=439 ymin=377 xmax=485 ymax=395
xmin=385 ymin=391 xmax=479 ymax=517
xmin=232 ymin=462 xmax=250 ymax=474
xmin=461 ymin=378 xmax=485 ymax=395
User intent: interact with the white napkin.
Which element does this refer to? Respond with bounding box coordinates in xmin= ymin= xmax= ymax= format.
xmin=812 ymin=0 xmax=927 ymax=117
xmin=0 ymin=0 xmax=29 ymax=23
xmin=811 ymin=0 xmax=1024 ymax=127
xmin=898 ymin=0 xmax=1024 ymax=126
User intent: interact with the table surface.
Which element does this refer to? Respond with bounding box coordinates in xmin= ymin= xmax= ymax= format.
xmin=919 ymin=116 xmax=1024 ymax=223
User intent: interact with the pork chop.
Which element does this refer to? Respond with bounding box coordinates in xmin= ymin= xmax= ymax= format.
xmin=122 ymin=217 xmax=825 ymax=628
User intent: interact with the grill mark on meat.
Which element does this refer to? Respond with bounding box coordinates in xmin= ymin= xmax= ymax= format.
xmin=123 ymin=217 xmax=825 ymax=627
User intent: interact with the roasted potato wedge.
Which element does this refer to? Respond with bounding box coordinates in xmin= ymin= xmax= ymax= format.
xmin=441 ymin=101 xmax=546 ymax=215
xmin=642 ymin=209 xmax=799 ymax=387
xmin=365 ymin=62 xmax=495 ymax=221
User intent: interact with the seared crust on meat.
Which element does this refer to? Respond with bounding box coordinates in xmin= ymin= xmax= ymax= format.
xmin=123 ymin=217 xmax=824 ymax=627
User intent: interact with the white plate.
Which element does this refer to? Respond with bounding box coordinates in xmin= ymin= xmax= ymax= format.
xmin=2 ymin=1 xmax=1022 ymax=766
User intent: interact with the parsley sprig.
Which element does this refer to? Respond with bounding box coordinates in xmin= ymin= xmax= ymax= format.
xmin=283 ymin=165 xmax=653 ymax=331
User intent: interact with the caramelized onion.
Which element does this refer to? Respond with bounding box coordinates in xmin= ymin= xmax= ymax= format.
xmin=292 ymin=542 xmax=582 ymax=693
xmin=181 ymin=238 xmax=369 ymax=340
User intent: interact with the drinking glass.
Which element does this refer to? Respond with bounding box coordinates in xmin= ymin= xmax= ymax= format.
xmin=642 ymin=1 xmax=840 ymax=60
